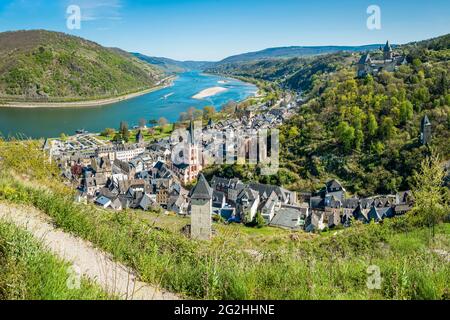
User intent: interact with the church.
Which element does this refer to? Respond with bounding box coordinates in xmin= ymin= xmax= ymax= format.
xmin=357 ymin=41 xmax=408 ymax=78
xmin=171 ymin=121 xmax=203 ymax=185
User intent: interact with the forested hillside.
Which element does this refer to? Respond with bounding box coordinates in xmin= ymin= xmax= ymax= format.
xmin=0 ymin=30 xmax=163 ymax=102
xmin=206 ymin=52 xmax=355 ymax=92
xmin=278 ymin=34 xmax=450 ymax=195
xmin=208 ymin=34 xmax=450 ymax=196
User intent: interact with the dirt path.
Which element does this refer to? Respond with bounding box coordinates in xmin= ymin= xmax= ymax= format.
xmin=0 ymin=202 xmax=180 ymax=300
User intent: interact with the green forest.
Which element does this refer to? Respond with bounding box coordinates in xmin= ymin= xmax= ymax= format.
xmin=0 ymin=30 xmax=163 ymax=102
xmin=209 ymin=34 xmax=450 ymax=196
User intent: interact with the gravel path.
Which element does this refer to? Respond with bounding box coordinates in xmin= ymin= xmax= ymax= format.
xmin=0 ymin=202 xmax=180 ymax=300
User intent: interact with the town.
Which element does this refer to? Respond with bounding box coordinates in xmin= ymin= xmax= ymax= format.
xmin=43 ymin=47 xmax=431 ymax=241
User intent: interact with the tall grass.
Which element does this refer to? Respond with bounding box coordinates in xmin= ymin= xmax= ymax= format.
xmin=0 ymin=221 xmax=110 ymax=300
xmin=0 ymin=176 xmax=448 ymax=300
xmin=0 ymin=140 xmax=448 ymax=300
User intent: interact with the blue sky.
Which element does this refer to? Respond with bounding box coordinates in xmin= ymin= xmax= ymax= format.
xmin=0 ymin=0 xmax=449 ymax=61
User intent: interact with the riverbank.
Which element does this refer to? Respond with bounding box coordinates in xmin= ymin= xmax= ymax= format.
xmin=0 ymin=76 xmax=176 ymax=109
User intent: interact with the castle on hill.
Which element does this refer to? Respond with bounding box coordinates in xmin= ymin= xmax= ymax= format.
xmin=357 ymin=41 xmax=407 ymax=78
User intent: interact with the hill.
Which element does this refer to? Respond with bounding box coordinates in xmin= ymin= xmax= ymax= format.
xmin=216 ymin=44 xmax=384 ymax=65
xmin=0 ymin=30 xmax=164 ymax=102
xmin=132 ymin=53 xmax=214 ymax=73
xmin=278 ymin=34 xmax=450 ymax=195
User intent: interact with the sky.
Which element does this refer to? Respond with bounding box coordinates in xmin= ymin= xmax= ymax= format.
xmin=0 ymin=0 xmax=449 ymax=61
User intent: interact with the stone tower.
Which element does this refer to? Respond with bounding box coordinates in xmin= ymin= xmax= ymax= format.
xmin=420 ymin=115 xmax=432 ymax=145
xmin=189 ymin=174 xmax=213 ymax=240
xmin=383 ymin=41 xmax=393 ymax=60
xmin=136 ymin=130 xmax=144 ymax=145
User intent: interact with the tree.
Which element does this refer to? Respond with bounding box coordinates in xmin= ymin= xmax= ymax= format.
xmin=158 ymin=117 xmax=168 ymax=128
xmin=288 ymin=126 xmax=300 ymax=139
xmin=112 ymin=132 xmax=122 ymax=143
xmin=179 ymin=112 xmax=189 ymax=122
xmin=222 ymin=100 xmax=237 ymax=114
xmin=367 ymin=113 xmax=378 ymax=137
xmin=148 ymin=119 xmax=158 ymax=127
xmin=203 ymin=106 xmax=215 ymax=119
xmin=193 ymin=109 xmax=203 ymax=120
xmin=255 ymin=212 xmax=266 ymax=229
xmin=139 ymin=118 xmax=147 ymax=128
xmin=336 ymin=121 xmax=355 ymax=152
xmin=187 ymin=107 xmax=196 ymax=120
xmin=412 ymin=154 xmax=449 ymax=238
xmin=355 ymin=129 xmax=364 ymax=150
xmin=399 ymin=100 xmax=414 ymax=124
xmin=119 ymin=121 xmax=130 ymax=142
xmin=60 ymin=133 xmax=68 ymax=141
xmin=380 ymin=117 xmax=395 ymax=140
xmin=101 ymin=128 xmax=115 ymax=137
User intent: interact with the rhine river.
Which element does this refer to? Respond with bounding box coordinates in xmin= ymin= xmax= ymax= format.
xmin=0 ymin=71 xmax=257 ymax=138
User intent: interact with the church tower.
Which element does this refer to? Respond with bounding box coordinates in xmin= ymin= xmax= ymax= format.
xmin=420 ymin=115 xmax=432 ymax=145
xmin=136 ymin=130 xmax=144 ymax=145
xmin=189 ymin=174 xmax=213 ymax=240
xmin=383 ymin=41 xmax=393 ymax=60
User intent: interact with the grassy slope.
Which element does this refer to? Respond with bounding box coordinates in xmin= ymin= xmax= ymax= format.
xmin=0 ymin=221 xmax=110 ymax=300
xmin=0 ymin=140 xmax=449 ymax=300
xmin=0 ymin=30 xmax=163 ymax=102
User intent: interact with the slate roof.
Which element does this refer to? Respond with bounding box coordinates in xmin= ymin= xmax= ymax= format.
xmin=422 ymin=115 xmax=431 ymax=127
xmin=190 ymin=174 xmax=213 ymax=200
xmin=359 ymin=53 xmax=372 ymax=65
xmin=95 ymin=196 xmax=112 ymax=207
xmin=270 ymin=206 xmax=307 ymax=230
xmin=248 ymin=183 xmax=293 ymax=203
xmin=326 ymin=179 xmax=345 ymax=193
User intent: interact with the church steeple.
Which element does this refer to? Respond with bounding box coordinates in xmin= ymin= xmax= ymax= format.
xmin=383 ymin=40 xmax=393 ymax=60
xmin=188 ymin=120 xmax=195 ymax=145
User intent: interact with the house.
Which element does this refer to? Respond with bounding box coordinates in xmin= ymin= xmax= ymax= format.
xmin=211 ymin=176 xmax=245 ymax=204
xmin=212 ymin=191 xmax=226 ymax=215
xmin=260 ymin=191 xmax=280 ymax=223
xmin=270 ymin=205 xmax=308 ymax=230
xmin=236 ymin=187 xmax=260 ymax=223
xmin=113 ymin=159 xmax=136 ymax=179
xmin=249 ymin=183 xmax=297 ymax=206
xmin=367 ymin=206 xmax=394 ymax=222
xmin=305 ymin=211 xmax=325 ymax=232
xmin=95 ymin=196 xmax=112 ymax=208
xmin=324 ymin=180 xmax=346 ymax=202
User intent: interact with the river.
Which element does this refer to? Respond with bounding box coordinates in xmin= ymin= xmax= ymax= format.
xmin=0 ymin=71 xmax=257 ymax=138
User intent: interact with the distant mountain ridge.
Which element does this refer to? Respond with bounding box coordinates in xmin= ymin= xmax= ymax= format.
xmin=132 ymin=44 xmax=387 ymax=74
xmin=132 ymin=53 xmax=214 ymax=73
xmin=216 ymin=44 xmax=387 ymax=65
xmin=0 ymin=30 xmax=163 ymax=102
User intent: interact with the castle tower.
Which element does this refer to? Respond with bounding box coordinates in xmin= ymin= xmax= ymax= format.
xmin=383 ymin=41 xmax=393 ymax=60
xmin=189 ymin=174 xmax=213 ymax=240
xmin=420 ymin=115 xmax=432 ymax=145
